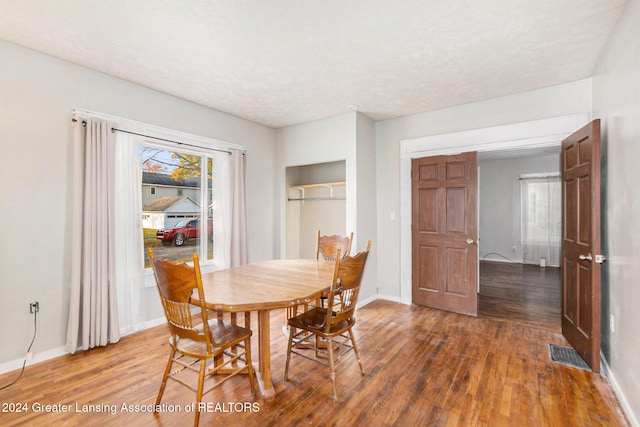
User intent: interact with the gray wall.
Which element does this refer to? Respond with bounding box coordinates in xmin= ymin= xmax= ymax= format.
xmin=593 ymin=0 xmax=640 ymax=422
xmin=275 ymin=112 xmax=378 ymax=302
xmin=2 ymin=3 xmax=639 ymax=421
xmin=479 ymin=154 xmax=560 ymax=264
xmin=374 ymin=79 xmax=592 ymax=299
xmin=0 ymin=40 xmax=276 ymax=368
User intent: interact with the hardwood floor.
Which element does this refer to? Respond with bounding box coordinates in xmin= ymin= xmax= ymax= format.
xmin=479 ymin=261 xmax=561 ymax=332
xmin=0 ymin=265 xmax=628 ymax=426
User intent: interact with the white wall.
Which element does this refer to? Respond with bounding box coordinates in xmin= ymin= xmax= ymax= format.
xmin=275 ymin=112 xmax=378 ymax=300
xmin=276 ymin=113 xmax=357 ymax=258
xmin=375 ymin=79 xmax=593 ymax=299
xmin=593 ymin=0 xmax=640 ymax=424
xmin=0 ymin=40 xmax=276 ymax=368
xmin=479 ymin=154 xmax=560 ymax=264
xmin=356 ymin=113 xmax=378 ymax=301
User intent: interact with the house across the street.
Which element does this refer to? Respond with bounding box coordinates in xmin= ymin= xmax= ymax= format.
xmin=141 ymin=195 xmax=199 ymax=229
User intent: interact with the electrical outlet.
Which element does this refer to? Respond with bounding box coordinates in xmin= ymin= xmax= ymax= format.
xmin=30 ymin=301 xmax=39 ymax=314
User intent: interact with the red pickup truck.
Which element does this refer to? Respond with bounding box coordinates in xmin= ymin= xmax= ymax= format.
xmin=156 ymin=218 xmax=213 ymax=246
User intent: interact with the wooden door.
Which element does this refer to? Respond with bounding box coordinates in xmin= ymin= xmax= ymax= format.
xmin=412 ymin=152 xmax=478 ymax=316
xmin=561 ymin=119 xmax=601 ymax=373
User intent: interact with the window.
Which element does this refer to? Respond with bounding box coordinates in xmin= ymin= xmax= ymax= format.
xmin=74 ymin=109 xmax=244 ymax=336
xmin=139 ymin=145 xmax=214 ymax=267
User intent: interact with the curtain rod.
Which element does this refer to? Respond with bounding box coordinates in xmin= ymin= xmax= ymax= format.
xmin=72 ymin=118 xmax=233 ymax=155
xmin=518 ymin=174 xmax=560 ymax=180
xmin=112 ymin=128 xmax=232 ymax=155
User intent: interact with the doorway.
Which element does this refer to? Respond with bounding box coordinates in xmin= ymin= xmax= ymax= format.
xmin=477 ymin=148 xmax=562 ymax=331
xmin=399 ymin=114 xmax=590 ymax=304
xmin=404 ymin=116 xmax=602 ymax=373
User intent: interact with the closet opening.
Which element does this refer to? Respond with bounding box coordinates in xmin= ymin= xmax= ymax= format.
xmin=285 ymin=160 xmax=346 ymax=259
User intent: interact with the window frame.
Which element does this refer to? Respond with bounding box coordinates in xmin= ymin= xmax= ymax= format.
xmin=137 ymin=139 xmax=222 ymax=286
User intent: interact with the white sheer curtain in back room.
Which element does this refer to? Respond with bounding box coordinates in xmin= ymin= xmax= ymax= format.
xmin=520 ymin=174 xmax=561 ymax=267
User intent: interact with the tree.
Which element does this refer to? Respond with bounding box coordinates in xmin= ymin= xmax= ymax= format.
xmin=170 ymin=153 xmax=203 ymax=180
xmin=138 ymin=147 xmax=212 ymax=180
xmin=142 ymin=160 xmax=163 ymax=173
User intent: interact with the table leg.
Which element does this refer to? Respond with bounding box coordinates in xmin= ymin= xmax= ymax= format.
xmin=256 ymin=309 xmax=275 ymax=401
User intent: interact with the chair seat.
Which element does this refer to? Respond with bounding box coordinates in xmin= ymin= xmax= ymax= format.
xmin=287 ymin=307 xmax=354 ymax=337
xmin=171 ymin=320 xmax=252 ymax=357
xmin=285 ymin=240 xmax=371 ymax=401
xmin=207 ymin=319 xmax=252 ymax=346
xmin=148 ymin=249 xmax=255 ymax=426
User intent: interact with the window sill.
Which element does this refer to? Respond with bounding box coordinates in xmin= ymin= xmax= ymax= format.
xmin=143 ymin=261 xmax=222 ymax=288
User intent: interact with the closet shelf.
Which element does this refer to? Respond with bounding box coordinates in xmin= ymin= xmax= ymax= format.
xmin=287 ymin=196 xmax=346 ymax=201
xmin=288 ymin=181 xmax=346 ymax=201
xmin=292 ymin=181 xmax=345 ymax=190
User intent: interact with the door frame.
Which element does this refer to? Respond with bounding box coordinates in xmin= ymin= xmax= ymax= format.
xmin=399 ymin=114 xmax=590 ymax=305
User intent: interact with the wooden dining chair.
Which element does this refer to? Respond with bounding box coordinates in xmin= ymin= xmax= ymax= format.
xmin=284 ymin=241 xmax=372 ymax=401
xmin=148 ymin=248 xmax=255 ymax=427
xmin=285 ymin=230 xmax=355 ymax=321
xmin=314 ymin=230 xmax=354 ymax=309
xmin=315 ymin=230 xmax=354 ymax=260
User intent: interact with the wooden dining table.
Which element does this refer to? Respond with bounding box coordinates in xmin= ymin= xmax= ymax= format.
xmin=199 ymin=259 xmax=336 ymax=401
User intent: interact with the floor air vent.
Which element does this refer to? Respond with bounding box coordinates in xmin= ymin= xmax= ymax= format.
xmin=549 ymin=344 xmax=590 ymax=370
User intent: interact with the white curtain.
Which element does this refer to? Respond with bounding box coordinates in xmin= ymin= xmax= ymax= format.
xmin=230 ymin=150 xmax=248 ymax=266
xmin=67 ymin=113 xmax=247 ymax=348
xmin=114 ymin=132 xmax=145 ymax=335
xmin=212 ymin=150 xmax=231 ymax=269
xmin=521 ymin=176 xmax=561 ymax=266
xmin=212 ymin=148 xmax=248 ymax=268
xmin=67 ymin=117 xmax=120 ymax=353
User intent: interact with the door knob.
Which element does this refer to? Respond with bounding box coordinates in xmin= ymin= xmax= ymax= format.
xmin=466 ymin=239 xmax=475 ymax=245
xmin=578 ymin=253 xmax=593 ymax=261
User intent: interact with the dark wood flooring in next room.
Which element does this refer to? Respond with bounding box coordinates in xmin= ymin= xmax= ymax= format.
xmin=479 ymin=260 xmax=561 ymax=332
xmin=0 ymin=261 xmax=629 ymax=426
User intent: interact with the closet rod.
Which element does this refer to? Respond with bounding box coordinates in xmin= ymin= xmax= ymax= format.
xmin=287 ymin=196 xmax=347 ymax=202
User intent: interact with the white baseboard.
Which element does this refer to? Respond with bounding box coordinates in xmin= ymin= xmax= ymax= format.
xmin=118 ymin=316 xmax=166 ymax=336
xmin=358 ymin=294 xmax=407 ymax=308
xmin=0 ymin=346 xmax=68 ymax=375
xmin=480 ymin=255 xmax=521 ymax=264
xmin=601 ymin=352 xmax=639 ymax=427
xmin=0 ymin=316 xmax=167 ymax=376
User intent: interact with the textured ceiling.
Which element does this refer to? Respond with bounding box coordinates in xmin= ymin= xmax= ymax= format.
xmin=0 ymin=0 xmax=628 ymax=128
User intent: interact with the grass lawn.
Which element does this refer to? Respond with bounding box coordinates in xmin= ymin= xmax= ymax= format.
xmin=144 ymin=228 xmax=161 ymax=247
